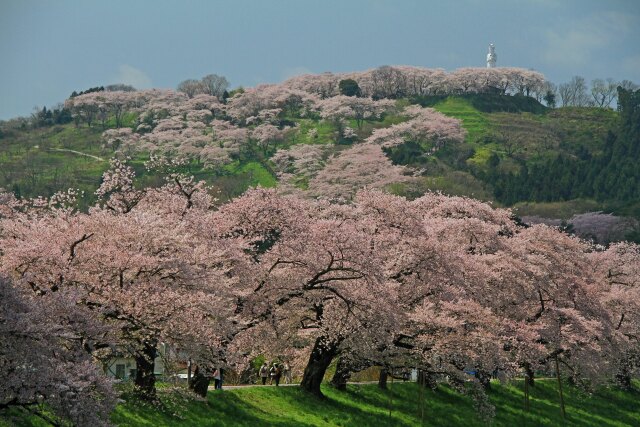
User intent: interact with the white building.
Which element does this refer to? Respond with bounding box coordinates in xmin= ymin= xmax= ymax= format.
xmin=487 ymin=43 xmax=497 ymax=68
xmin=103 ymin=343 xmax=169 ymax=380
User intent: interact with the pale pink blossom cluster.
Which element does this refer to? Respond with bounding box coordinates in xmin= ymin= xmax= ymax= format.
xmin=225 ymin=84 xmax=319 ymax=124
xmin=87 ymin=91 xmax=242 ymax=166
xmin=271 ymin=144 xmax=327 ymax=191
xmin=1 ymin=166 xmax=635 ymax=418
xmin=589 ymin=242 xmax=640 ymax=384
xmin=318 ymin=95 xmax=396 ymax=129
xmin=250 ymin=123 xmax=290 ymax=153
xmin=283 ymin=65 xmax=545 ymax=99
xmin=1 ymin=161 xmax=253 ymax=405
xmin=366 ymin=105 xmax=466 ymax=149
xmin=309 ymin=143 xmax=411 ymax=200
xmin=0 ymin=276 xmax=117 ymax=426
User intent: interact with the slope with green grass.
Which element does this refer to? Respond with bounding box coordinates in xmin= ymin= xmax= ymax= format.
xmin=0 ymin=95 xmax=633 ymax=235
xmin=432 ymin=97 xmax=493 ymax=144
xmin=101 ymin=380 xmax=638 ymax=427
xmin=7 ymin=381 xmax=635 ymax=427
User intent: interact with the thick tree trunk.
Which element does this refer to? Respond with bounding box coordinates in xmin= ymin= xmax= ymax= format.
xmin=474 ymin=369 xmax=491 ymax=390
xmin=378 ymin=368 xmax=388 ymax=390
xmin=134 ymin=340 xmax=157 ymax=399
xmin=189 ymin=367 xmax=210 ymax=397
xmin=523 ymin=362 xmax=535 ymax=387
xmin=330 ymin=357 xmax=351 ymax=390
xmin=615 ymin=353 xmax=635 ymax=390
xmin=418 ymin=369 xmax=438 ymax=389
xmin=616 ymin=366 xmax=632 ymax=390
xmin=524 ymin=376 xmax=530 ymax=412
xmin=554 ymin=355 xmax=566 ymax=420
xmin=300 ymin=337 xmax=338 ymax=397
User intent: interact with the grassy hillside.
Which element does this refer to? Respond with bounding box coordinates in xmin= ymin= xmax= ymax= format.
xmin=0 ymin=96 xmax=631 ymax=229
xmin=0 ymin=123 xmax=283 ymax=206
xmin=0 ymin=125 xmax=108 ymax=200
xmin=432 ymin=97 xmax=492 ymax=144
xmin=419 ymin=98 xmax=633 ymax=228
xmin=113 ymin=380 xmax=640 ymax=427
xmin=5 ymin=380 xmax=636 ymax=427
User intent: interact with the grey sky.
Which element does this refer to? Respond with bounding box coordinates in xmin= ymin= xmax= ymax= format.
xmin=1 ymin=0 xmax=638 ymax=119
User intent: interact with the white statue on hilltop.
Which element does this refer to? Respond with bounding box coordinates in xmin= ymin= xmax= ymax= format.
xmin=486 ymin=43 xmax=497 ymax=68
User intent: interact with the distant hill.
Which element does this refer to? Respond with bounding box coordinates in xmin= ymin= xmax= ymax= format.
xmin=1 ymin=73 xmax=638 ymax=243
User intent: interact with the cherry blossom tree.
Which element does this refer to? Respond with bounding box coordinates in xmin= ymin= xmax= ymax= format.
xmin=65 ymin=90 xmax=139 ymax=128
xmin=212 ymin=189 xmax=403 ymax=396
xmin=309 ymin=143 xmax=412 ymax=200
xmin=271 ymin=144 xmax=327 ymax=193
xmin=474 ymin=224 xmax=621 ymax=415
xmin=1 ymin=166 xmax=620 ymax=420
xmin=319 ymin=95 xmax=395 ymax=129
xmin=226 ymin=85 xmax=319 ymax=125
xmin=0 ymin=162 xmax=251 ymax=399
xmin=250 ymin=123 xmax=289 ymax=154
xmin=94 ymin=92 xmax=239 ymax=168
xmin=590 ymin=243 xmax=640 ymax=388
xmin=0 ymin=276 xmax=117 ymax=426
xmin=283 ymin=72 xmax=341 ymax=98
xmin=365 ymin=105 xmax=466 ymax=151
xmin=65 ymin=94 xmax=99 ymax=127
xmin=283 ymin=66 xmax=545 ymax=99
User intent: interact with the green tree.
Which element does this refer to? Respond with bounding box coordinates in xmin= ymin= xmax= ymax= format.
xmin=339 ymin=79 xmax=361 ymax=97
xmin=543 ymin=90 xmax=556 ymax=108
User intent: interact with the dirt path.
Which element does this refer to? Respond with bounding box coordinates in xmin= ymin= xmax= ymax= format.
xmin=210 ymin=380 xmax=380 ymax=390
xmin=49 ymin=148 xmax=105 ymax=161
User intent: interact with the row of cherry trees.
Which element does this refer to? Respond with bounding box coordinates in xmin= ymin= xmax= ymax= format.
xmin=283 ymin=65 xmax=546 ymax=99
xmin=64 ymin=66 xmax=544 ymax=130
xmin=1 ymin=157 xmax=638 ymax=422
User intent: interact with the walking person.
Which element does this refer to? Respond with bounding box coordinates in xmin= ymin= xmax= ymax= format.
xmin=274 ymin=363 xmax=282 ymax=387
xmin=283 ymin=362 xmax=292 ymax=384
xmin=269 ymin=363 xmax=277 ymax=385
xmin=259 ymin=362 xmax=269 ymax=385
xmin=213 ymin=368 xmax=222 ymax=390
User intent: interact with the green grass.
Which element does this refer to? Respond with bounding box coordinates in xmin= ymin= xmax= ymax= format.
xmin=545 ymin=107 xmax=618 ymax=153
xmin=223 ymin=160 xmax=277 ymax=188
xmin=287 ymin=119 xmax=336 ymax=146
xmin=0 ymin=124 xmax=110 ymax=208
xmin=104 ymin=380 xmax=640 ymax=427
xmin=0 ymin=122 xmax=280 ymax=205
xmin=417 ymin=171 xmax=495 ymax=201
xmin=432 ymin=97 xmax=492 ymax=144
xmin=431 ymin=97 xmax=495 ymax=168
xmin=512 ymin=199 xmax=607 ymax=220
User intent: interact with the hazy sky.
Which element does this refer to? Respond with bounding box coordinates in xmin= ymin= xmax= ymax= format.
xmin=1 ymin=0 xmax=639 ymax=119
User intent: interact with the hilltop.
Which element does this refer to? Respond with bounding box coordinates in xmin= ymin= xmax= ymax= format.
xmin=0 ymin=66 xmax=637 ymax=243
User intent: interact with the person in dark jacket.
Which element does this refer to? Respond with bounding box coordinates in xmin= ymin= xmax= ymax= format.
xmin=274 ymin=364 xmax=282 ymax=386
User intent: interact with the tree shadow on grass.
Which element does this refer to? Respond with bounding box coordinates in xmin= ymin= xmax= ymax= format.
xmin=111 ymin=381 xmax=640 ymax=427
xmin=229 ymin=386 xmax=417 ymax=427
xmin=490 ymin=379 xmax=640 ymax=427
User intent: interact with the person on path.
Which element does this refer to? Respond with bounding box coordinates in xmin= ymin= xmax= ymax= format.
xmin=283 ymin=362 xmax=292 ymax=384
xmin=213 ymin=368 xmax=222 ymax=390
xmin=269 ymin=363 xmax=277 ymax=385
xmin=274 ymin=364 xmax=282 ymax=387
xmin=259 ymin=363 xmax=269 ymax=385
